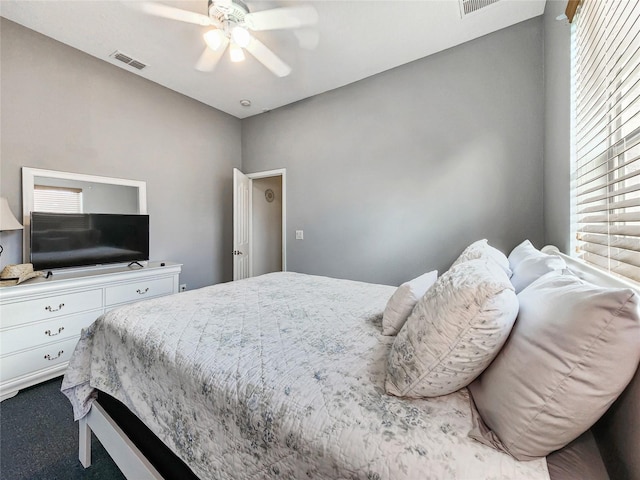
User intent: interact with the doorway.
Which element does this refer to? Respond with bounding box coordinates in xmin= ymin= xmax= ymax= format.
xmin=233 ymin=168 xmax=286 ymax=280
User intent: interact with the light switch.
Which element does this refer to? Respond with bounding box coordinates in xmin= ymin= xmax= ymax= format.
xmin=296 ymin=230 xmax=304 ymax=240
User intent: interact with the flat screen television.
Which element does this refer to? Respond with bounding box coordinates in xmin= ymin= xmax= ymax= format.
xmin=30 ymin=212 xmax=149 ymax=270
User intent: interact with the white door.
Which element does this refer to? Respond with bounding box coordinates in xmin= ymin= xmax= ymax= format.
xmin=233 ymin=168 xmax=251 ymax=280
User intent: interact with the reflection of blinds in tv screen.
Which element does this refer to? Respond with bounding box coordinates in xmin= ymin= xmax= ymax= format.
xmin=30 ymin=212 xmax=149 ymax=270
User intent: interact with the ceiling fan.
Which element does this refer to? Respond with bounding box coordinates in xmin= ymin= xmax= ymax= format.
xmin=134 ymin=0 xmax=318 ymax=77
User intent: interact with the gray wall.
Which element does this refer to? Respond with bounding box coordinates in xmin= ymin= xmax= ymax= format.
xmin=1 ymin=15 xmax=552 ymax=289
xmin=242 ymin=17 xmax=545 ymax=286
xmin=0 ymin=18 xmax=241 ymax=289
xmin=543 ymin=0 xmax=572 ymax=252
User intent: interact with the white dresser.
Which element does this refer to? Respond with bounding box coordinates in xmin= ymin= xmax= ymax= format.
xmin=0 ymin=261 xmax=182 ymax=401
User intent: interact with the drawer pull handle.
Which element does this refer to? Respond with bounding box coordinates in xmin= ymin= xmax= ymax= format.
xmin=45 ymin=303 xmax=65 ymax=312
xmin=45 ymin=327 xmax=65 ymax=337
xmin=136 ymin=288 xmax=149 ymax=295
xmin=44 ymin=350 xmax=64 ymax=361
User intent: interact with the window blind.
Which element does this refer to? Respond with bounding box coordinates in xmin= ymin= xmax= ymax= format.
xmin=573 ymin=0 xmax=640 ymax=282
xmin=33 ymin=185 xmax=83 ymax=213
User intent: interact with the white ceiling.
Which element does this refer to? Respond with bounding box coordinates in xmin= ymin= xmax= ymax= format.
xmin=0 ymin=0 xmax=546 ymax=119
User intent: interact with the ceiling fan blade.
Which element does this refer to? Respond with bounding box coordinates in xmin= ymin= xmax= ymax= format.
xmin=245 ymin=37 xmax=291 ymax=77
xmin=244 ymin=5 xmax=318 ymax=31
xmin=133 ymin=2 xmax=211 ymax=26
xmin=293 ymin=28 xmax=319 ymax=50
xmin=195 ymin=42 xmax=228 ymax=72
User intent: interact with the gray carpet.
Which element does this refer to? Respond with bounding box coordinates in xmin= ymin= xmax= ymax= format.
xmin=0 ymin=377 xmax=125 ymax=480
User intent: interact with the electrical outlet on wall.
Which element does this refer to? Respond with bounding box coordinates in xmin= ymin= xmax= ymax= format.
xmin=180 ymin=284 xmax=187 ymax=292
xmin=296 ymin=230 xmax=304 ymax=240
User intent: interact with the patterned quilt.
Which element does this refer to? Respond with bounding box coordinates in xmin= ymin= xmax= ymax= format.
xmin=62 ymin=272 xmax=549 ymax=479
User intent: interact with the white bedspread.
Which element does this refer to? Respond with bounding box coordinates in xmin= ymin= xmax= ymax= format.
xmin=62 ymin=272 xmax=549 ymax=480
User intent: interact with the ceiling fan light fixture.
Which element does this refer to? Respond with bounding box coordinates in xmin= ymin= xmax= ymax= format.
xmin=229 ymin=43 xmax=245 ymax=62
xmin=231 ymin=26 xmax=251 ymax=48
xmin=139 ymin=0 xmax=315 ymax=77
xmin=203 ymin=29 xmax=226 ymax=51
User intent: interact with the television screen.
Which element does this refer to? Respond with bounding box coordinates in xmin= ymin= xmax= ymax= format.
xmin=30 ymin=212 xmax=149 ymax=270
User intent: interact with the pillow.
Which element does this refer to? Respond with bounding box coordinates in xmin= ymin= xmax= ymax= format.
xmin=382 ymin=270 xmax=438 ymax=336
xmin=468 ymin=272 xmax=640 ymax=461
xmin=451 ymin=239 xmax=511 ymax=277
xmin=508 ymin=240 xmax=566 ymax=293
xmin=385 ymin=259 xmax=518 ymax=398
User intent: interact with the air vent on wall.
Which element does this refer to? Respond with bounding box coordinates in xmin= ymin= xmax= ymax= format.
xmin=109 ymin=51 xmax=147 ymax=70
xmin=459 ymin=0 xmax=501 ymax=17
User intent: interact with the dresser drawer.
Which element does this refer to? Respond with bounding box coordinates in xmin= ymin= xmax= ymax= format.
xmin=0 ymin=336 xmax=77 ymax=383
xmin=1 ymin=309 xmax=101 ymax=356
xmin=105 ymin=277 xmax=175 ymax=306
xmin=0 ymin=289 xmax=103 ymax=329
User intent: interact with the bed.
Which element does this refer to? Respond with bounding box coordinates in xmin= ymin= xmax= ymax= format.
xmin=61 ymin=246 xmax=640 ymax=480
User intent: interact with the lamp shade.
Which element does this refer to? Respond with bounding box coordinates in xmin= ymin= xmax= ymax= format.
xmin=0 ymin=197 xmax=23 ymax=231
xmin=204 ymin=29 xmax=226 ymax=51
xmin=229 ymin=42 xmax=245 ymax=63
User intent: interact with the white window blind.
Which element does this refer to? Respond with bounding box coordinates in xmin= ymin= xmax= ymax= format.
xmin=573 ymin=0 xmax=640 ymax=283
xmin=33 ymin=185 xmax=83 ymax=213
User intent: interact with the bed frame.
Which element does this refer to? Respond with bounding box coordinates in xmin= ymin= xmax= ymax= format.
xmin=80 ymin=383 xmax=203 ymax=480
xmin=80 ymin=402 xmax=162 ymax=479
xmin=78 ymin=247 xmax=640 ymax=480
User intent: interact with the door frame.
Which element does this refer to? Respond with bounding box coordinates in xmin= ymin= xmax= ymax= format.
xmin=246 ymin=168 xmax=287 ymax=273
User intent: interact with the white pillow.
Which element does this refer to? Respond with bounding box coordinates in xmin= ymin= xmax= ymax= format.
xmin=508 ymin=240 xmax=566 ymax=293
xmin=385 ymin=259 xmax=518 ymax=398
xmin=451 ymin=239 xmax=511 ymax=277
xmin=468 ymin=272 xmax=640 ymax=460
xmin=382 ymin=270 xmax=438 ymax=336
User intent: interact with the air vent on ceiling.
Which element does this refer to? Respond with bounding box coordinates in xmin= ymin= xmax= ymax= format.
xmin=459 ymin=0 xmax=501 ymax=17
xmin=110 ymin=51 xmax=147 ymax=70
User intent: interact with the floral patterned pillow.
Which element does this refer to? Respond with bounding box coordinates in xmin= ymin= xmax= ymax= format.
xmin=451 ymin=239 xmax=512 ymax=278
xmin=385 ymin=259 xmax=517 ymax=398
